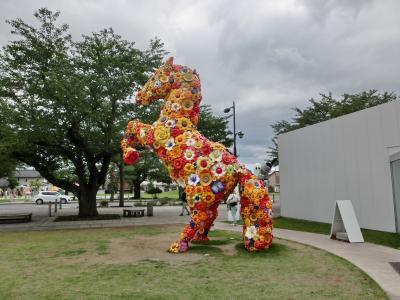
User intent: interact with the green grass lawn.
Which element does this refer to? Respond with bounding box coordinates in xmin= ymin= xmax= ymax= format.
xmin=272 ymin=217 xmax=400 ymax=250
xmin=140 ymin=190 xmax=179 ymax=199
xmin=0 ymin=225 xmax=387 ymax=299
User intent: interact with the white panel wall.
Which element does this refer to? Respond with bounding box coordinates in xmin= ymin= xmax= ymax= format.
xmin=279 ymin=101 xmax=400 ymax=232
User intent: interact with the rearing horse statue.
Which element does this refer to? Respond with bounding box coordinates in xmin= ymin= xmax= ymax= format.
xmin=121 ymin=57 xmax=273 ymax=253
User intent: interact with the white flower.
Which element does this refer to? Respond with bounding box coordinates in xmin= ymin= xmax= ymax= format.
xmin=165 ymin=119 xmax=176 ymax=128
xmin=171 ymin=103 xmax=181 ymax=112
xmin=211 ymin=163 xmax=226 ymax=177
xmin=188 ymin=174 xmax=200 ymax=186
xmin=210 ymin=150 xmax=222 ymax=162
xmin=245 ymin=226 xmax=258 ymax=240
xmin=139 ymin=128 xmax=147 ymax=138
xmin=186 ymin=138 xmax=196 ymax=147
xmin=165 ymin=138 xmax=175 ymax=150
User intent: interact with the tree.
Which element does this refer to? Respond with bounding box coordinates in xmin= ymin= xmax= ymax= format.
xmin=0 ymin=8 xmax=165 ymax=217
xmin=29 ymin=179 xmax=43 ymax=192
xmin=147 ymin=183 xmax=162 ymax=199
xmin=0 ymin=126 xmax=19 ymax=178
xmin=268 ymin=90 xmax=398 ymax=161
xmin=8 ymin=177 xmax=18 ymax=190
xmin=198 ymin=105 xmax=233 ymax=148
xmin=106 ymin=162 xmax=119 ymax=201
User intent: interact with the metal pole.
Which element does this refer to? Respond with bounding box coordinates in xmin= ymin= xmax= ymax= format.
xmin=48 ymin=202 xmax=52 ymax=217
xmin=54 ymin=199 xmax=57 ymax=213
xmin=233 ymin=101 xmax=237 ymax=157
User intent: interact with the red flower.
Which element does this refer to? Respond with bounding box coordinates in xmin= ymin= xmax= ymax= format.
xmin=124 ymin=148 xmax=140 ymax=165
xmin=171 ymin=127 xmax=183 ymax=137
xmin=200 ymin=143 xmax=211 ymax=156
xmin=173 ymin=158 xmax=185 ymax=169
xmin=156 ymin=147 xmax=167 ymax=159
xmin=222 ymin=152 xmax=236 ymax=164
xmin=240 ymin=197 xmax=250 ymax=208
xmin=171 ymin=81 xmax=181 ymax=89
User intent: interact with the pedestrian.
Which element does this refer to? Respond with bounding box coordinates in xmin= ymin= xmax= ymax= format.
xmin=227 ymin=190 xmax=240 ymax=225
xmin=179 ymin=191 xmax=190 ymax=216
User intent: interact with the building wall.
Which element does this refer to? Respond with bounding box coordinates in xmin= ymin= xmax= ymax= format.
xmin=278 ymin=101 xmax=400 ymax=232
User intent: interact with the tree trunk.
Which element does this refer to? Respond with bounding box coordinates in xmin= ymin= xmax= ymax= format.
xmin=119 ymin=157 xmax=124 ymax=207
xmin=133 ymin=181 xmax=141 ymax=199
xmin=78 ymin=185 xmax=99 ymax=218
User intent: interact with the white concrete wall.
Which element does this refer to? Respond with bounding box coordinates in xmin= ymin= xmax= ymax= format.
xmin=278 ymin=101 xmax=400 ymax=232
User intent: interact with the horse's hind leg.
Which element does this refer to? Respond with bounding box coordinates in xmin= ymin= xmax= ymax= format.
xmin=192 ymin=204 xmax=219 ymax=242
xmin=168 ymin=202 xmax=218 ymax=253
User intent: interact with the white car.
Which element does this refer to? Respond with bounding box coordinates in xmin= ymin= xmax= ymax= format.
xmin=32 ymin=191 xmax=70 ymax=205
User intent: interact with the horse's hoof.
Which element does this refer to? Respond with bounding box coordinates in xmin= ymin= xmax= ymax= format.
xmin=168 ymin=241 xmax=189 ymax=253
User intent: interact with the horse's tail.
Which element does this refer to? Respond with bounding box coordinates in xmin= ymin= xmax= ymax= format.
xmin=237 ymin=169 xmax=273 ymax=251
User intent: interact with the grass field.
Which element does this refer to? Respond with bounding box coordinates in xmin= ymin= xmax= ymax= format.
xmin=0 ymin=225 xmax=387 ymax=299
xmin=226 ymin=217 xmax=400 ymax=250
xmin=272 ymin=217 xmax=400 ymax=250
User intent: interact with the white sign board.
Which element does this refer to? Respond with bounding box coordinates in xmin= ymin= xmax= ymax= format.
xmin=330 ymin=200 xmax=364 ymax=243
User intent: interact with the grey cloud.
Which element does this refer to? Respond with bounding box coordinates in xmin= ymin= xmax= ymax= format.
xmin=1 ymin=0 xmax=400 ymax=166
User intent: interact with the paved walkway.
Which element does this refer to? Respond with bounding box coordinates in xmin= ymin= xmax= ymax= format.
xmin=215 ymin=222 xmax=400 ymax=300
xmin=1 ymin=205 xmax=399 ymax=299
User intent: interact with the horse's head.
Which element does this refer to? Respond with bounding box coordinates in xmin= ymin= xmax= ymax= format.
xmin=136 ymin=57 xmax=175 ymax=105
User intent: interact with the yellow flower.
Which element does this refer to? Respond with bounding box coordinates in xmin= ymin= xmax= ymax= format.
xmin=203 ymin=192 xmax=215 ymax=206
xmin=175 ymin=134 xmax=186 ymax=145
xmin=154 ymin=125 xmax=170 ymax=144
xmin=184 ymin=163 xmax=195 ymax=175
xmin=176 ymin=117 xmax=192 ymax=131
xmin=182 ymin=99 xmax=194 ymax=111
xmin=212 ymin=142 xmax=225 ymax=150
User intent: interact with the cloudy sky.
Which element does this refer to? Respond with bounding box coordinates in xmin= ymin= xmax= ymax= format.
xmin=1 ymin=0 xmax=399 ymax=166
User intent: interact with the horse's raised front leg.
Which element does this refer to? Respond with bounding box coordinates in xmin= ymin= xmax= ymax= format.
xmin=121 ymin=120 xmax=154 ymax=164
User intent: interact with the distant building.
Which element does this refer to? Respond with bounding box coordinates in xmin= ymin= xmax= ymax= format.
xmin=279 ymin=101 xmax=400 ymax=233
xmin=14 ymin=169 xmax=46 ymax=187
xmin=268 ymin=170 xmax=280 ymax=193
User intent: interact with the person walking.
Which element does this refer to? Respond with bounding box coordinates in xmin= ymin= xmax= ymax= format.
xmin=227 ymin=191 xmax=240 ymax=225
xmin=179 ymin=191 xmax=190 ymax=216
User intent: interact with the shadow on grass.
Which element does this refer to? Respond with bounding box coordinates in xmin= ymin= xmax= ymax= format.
xmin=234 ymin=242 xmax=289 ymax=258
xmin=61 ymin=248 xmax=87 ymax=256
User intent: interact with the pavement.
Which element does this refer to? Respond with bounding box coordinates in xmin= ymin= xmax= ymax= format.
xmin=0 ymin=202 xmax=399 ymax=299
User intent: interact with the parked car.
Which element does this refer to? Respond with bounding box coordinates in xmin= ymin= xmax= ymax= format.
xmin=32 ymin=191 xmax=70 ymax=205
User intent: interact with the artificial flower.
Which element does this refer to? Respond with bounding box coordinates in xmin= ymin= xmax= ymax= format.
xmin=188 ymin=174 xmax=200 ymax=186
xmin=211 ymin=162 xmax=226 ymax=177
xmin=165 ymin=138 xmax=175 ymax=150
xmin=211 ymin=180 xmax=225 ymax=193
xmin=199 ymin=170 xmax=213 ymax=186
xmin=209 ymin=150 xmax=222 ymax=162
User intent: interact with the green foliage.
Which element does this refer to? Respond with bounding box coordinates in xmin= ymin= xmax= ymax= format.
xmin=29 ymin=179 xmax=43 ymax=192
xmin=269 ymin=90 xmax=398 ymax=160
xmin=0 ymin=8 xmax=165 ymax=216
xmin=7 ymin=177 xmax=18 ymax=190
xmin=198 ymin=105 xmax=233 ymax=147
xmin=147 ymin=185 xmax=162 ymax=198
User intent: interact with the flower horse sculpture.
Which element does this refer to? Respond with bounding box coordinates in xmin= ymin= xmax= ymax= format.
xmin=121 ymin=57 xmax=273 ymax=253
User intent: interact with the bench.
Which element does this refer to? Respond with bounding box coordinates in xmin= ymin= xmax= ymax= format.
xmin=123 ymin=209 xmax=145 ymax=218
xmin=0 ymin=213 xmax=32 ymax=223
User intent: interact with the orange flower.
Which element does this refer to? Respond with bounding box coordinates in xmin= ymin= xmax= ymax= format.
xmin=199 ymin=170 xmax=213 ymax=186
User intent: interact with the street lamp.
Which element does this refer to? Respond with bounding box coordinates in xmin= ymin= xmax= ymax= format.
xmin=224 ymin=101 xmax=244 ymax=157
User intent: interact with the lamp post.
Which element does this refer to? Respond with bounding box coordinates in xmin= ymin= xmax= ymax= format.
xmin=224 ymin=101 xmax=244 ymax=157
